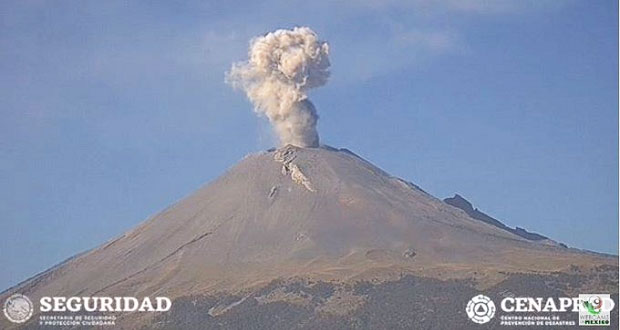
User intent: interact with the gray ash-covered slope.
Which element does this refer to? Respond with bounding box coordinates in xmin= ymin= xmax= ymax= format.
xmin=151 ymin=269 xmax=618 ymax=330
xmin=2 ymin=145 xmax=617 ymax=329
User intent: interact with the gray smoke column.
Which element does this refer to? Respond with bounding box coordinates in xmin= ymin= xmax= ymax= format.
xmin=227 ymin=27 xmax=330 ymax=147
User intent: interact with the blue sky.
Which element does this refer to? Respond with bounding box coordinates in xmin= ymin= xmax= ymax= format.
xmin=0 ymin=1 xmax=617 ymax=291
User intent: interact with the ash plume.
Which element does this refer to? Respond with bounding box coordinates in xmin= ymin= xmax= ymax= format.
xmin=227 ymin=27 xmax=330 ymax=148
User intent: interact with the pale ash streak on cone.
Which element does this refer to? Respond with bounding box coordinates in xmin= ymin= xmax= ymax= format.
xmin=227 ymin=27 xmax=330 ymax=148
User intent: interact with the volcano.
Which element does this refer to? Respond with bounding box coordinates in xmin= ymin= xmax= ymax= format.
xmin=2 ymin=145 xmax=617 ymax=329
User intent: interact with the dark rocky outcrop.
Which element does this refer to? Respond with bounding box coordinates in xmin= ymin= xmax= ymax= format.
xmin=444 ymin=194 xmax=549 ymax=242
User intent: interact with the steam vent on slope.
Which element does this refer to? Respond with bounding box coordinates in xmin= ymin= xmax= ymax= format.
xmin=1 ymin=145 xmax=617 ymax=329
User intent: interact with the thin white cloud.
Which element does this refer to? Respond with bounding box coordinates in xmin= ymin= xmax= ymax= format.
xmin=394 ymin=29 xmax=461 ymax=53
xmin=327 ymin=27 xmax=464 ymax=84
xmin=347 ymin=0 xmax=568 ymax=14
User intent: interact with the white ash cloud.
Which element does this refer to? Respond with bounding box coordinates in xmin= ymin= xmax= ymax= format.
xmin=227 ymin=27 xmax=330 ymax=148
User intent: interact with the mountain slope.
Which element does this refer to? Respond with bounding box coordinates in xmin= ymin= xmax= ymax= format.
xmin=2 ymin=145 xmax=616 ymax=329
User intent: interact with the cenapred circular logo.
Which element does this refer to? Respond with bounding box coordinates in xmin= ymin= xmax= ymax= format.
xmin=466 ymin=294 xmax=496 ymax=324
xmin=3 ymin=294 xmax=33 ymax=323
